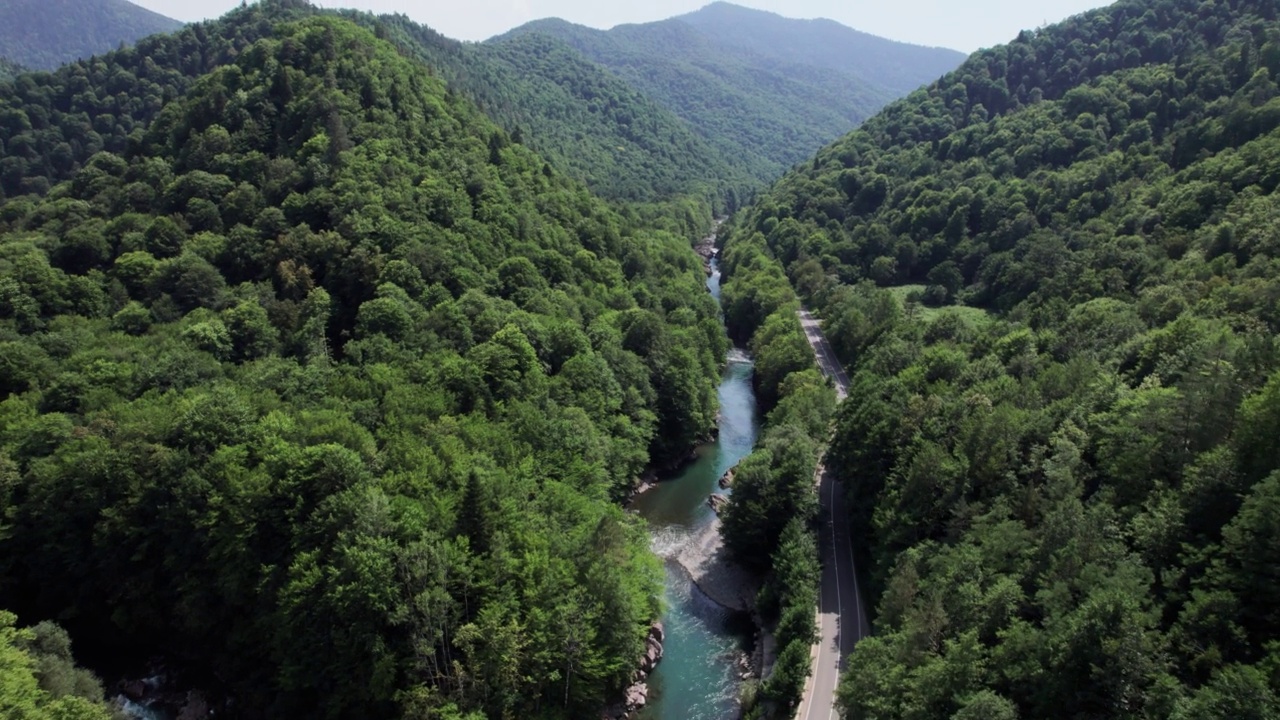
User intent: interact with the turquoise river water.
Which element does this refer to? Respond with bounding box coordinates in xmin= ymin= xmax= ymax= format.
xmin=630 ymin=258 xmax=760 ymax=720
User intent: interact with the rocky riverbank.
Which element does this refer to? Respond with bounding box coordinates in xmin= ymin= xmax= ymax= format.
xmin=601 ymin=621 xmax=666 ymax=719
xmin=696 ymin=220 xmax=724 ymax=258
xmin=114 ymin=667 xmax=214 ymax=720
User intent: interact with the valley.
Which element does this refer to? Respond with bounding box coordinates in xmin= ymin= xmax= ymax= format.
xmin=5 ymin=0 xmax=1280 ymax=719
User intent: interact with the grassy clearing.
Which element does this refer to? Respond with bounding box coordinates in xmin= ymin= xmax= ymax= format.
xmin=887 ymin=285 xmax=995 ymax=326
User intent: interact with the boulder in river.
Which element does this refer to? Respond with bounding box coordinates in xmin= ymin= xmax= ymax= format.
xmin=626 ymin=683 xmax=648 ymax=710
xmin=719 ymin=467 xmax=736 ymax=489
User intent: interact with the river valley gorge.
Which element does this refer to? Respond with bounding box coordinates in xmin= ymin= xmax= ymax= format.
xmin=629 ymin=257 xmax=760 ymax=720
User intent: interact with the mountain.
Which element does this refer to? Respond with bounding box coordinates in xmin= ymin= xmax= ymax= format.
xmin=376 ymin=15 xmax=755 ymax=208
xmin=0 ymin=0 xmax=182 ymax=70
xmin=720 ymin=0 xmax=1280 ymax=717
xmin=500 ymin=4 xmax=965 ymax=182
xmin=0 ymin=1 xmax=742 ymax=216
xmin=678 ymin=2 xmax=964 ymax=99
xmin=0 ymin=2 xmax=727 ymax=718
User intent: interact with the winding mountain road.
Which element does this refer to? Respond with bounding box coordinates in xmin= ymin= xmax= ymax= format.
xmin=793 ymin=309 xmax=868 ymax=720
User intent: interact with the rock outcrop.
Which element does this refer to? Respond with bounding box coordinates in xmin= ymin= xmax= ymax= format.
xmin=602 ymin=621 xmax=664 ymax=720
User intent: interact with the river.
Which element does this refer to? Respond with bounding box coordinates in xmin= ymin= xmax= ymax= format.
xmin=629 ymin=257 xmax=760 ymax=720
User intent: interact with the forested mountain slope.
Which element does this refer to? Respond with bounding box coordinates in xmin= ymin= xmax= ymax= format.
xmin=374 ymin=16 xmax=754 ymax=208
xmin=0 ymin=0 xmax=181 ymax=70
xmin=0 ymin=0 xmax=311 ymax=201
xmin=721 ymin=0 xmax=1280 ymax=716
xmin=0 ymin=0 xmax=744 ymax=214
xmin=0 ymin=4 xmax=727 ymax=719
xmin=503 ymin=4 xmax=964 ymax=182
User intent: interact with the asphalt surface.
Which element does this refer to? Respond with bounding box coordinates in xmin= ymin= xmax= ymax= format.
xmin=793 ymin=308 xmax=868 ymax=720
xmin=798 ymin=310 xmax=851 ymax=401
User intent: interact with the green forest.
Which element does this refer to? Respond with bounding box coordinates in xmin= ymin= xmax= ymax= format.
xmin=720 ymin=0 xmax=1280 ymax=716
xmin=501 ymin=5 xmax=962 ymax=185
xmin=375 ymin=18 xmax=754 ymax=209
xmin=10 ymin=0 xmax=1280 ymax=717
xmin=0 ymin=6 xmax=730 ymax=718
xmin=718 ymin=219 xmax=835 ymax=716
xmin=0 ymin=0 xmax=738 ymax=218
xmin=0 ymin=613 xmax=114 ymax=720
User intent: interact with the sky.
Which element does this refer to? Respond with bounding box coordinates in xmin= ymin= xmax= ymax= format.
xmin=130 ymin=0 xmax=1114 ymax=53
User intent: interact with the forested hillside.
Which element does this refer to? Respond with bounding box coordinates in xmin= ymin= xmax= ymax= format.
xmin=721 ymin=0 xmax=1280 ymax=716
xmin=0 ymin=0 xmax=181 ymax=70
xmin=504 ymin=4 xmax=964 ymax=182
xmin=376 ymin=16 xmax=754 ymax=208
xmin=0 ymin=0 xmax=745 ymax=214
xmin=0 ymin=4 xmax=727 ymax=719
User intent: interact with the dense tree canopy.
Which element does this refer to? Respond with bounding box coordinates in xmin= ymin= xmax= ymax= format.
xmin=0 ymin=612 xmax=114 ymax=720
xmin=717 ymin=211 xmax=836 ymax=717
xmin=501 ymin=4 xmax=964 ymax=186
xmin=719 ymin=0 xmax=1280 ymax=717
xmin=0 ymin=11 xmax=727 ymax=719
xmin=0 ymin=0 xmax=743 ymax=220
xmin=376 ymin=17 xmax=754 ymax=209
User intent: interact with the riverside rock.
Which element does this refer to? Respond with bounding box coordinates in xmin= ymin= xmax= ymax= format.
xmin=602 ymin=620 xmax=665 ymax=718
xmin=718 ymin=467 xmax=736 ymax=488
xmin=708 ymin=493 xmax=729 ymax=514
xmin=642 ymin=635 xmax=663 ymax=672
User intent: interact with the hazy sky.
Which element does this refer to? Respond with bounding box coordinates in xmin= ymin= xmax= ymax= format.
xmin=130 ymin=0 xmax=1113 ymax=52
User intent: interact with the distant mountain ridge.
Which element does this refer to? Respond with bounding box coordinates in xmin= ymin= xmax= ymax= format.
xmin=0 ymin=0 xmax=182 ymax=70
xmin=677 ymin=2 xmax=963 ymax=98
xmin=0 ymin=0 xmax=960 ymax=209
xmin=499 ymin=3 xmax=965 ymax=181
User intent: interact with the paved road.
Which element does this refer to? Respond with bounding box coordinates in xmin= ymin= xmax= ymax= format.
xmin=793 ymin=308 xmax=867 ymax=720
xmin=798 ymin=309 xmax=850 ymax=400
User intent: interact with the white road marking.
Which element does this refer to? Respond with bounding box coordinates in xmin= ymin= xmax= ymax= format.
xmin=795 ymin=307 xmax=859 ymax=720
